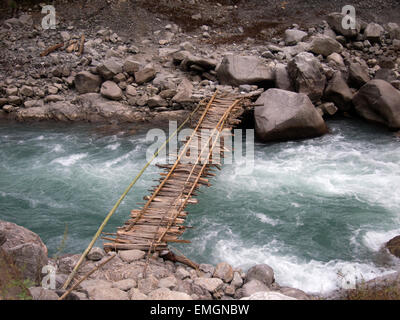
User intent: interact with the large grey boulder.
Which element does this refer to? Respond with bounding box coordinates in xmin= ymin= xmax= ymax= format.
xmin=284 ymin=29 xmax=308 ymax=46
xmin=364 ymin=23 xmax=384 ymax=43
xmin=309 ymin=35 xmax=343 ymax=57
xmin=348 ymin=62 xmax=370 ymax=89
xmin=0 ymin=220 xmax=48 ymax=283
xmin=255 ymin=89 xmax=328 ymax=142
xmin=287 ymin=52 xmax=326 ymax=102
xmin=216 ymin=55 xmax=275 ymax=87
xmin=75 ymin=71 xmax=102 ymax=94
xmin=353 ymin=79 xmax=400 ymax=130
xmin=327 ymin=12 xmax=361 ymax=39
xmin=324 ymin=71 xmax=354 ymax=111
xmin=100 ymin=81 xmax=123 ymax=100
xmin=245 ymin=264 xmax=275 ymax=287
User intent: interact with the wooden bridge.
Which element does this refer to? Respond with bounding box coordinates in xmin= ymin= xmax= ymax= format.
xmin=102 ymin=92 xmax=250 ymax=263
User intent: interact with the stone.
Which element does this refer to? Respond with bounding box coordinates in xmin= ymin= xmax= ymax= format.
xmin=19 ymin=14 xmax=33 ymax=26
xmin=375 ymin=68 xmax=397 ymax=83
xmin=44 ymin=95 xmax=64 ymax=103
xmin=123 ymin=58 xmax=141 ymax=75
xmin=119 ymin=249 xmax=146 ymax=263
xmin=87 ymin=247 xmax=105 ymax=261
xmin=326 ymin=12 xmax=361 ymax=39
xmin=24 ymin=100 xmax=43 ymax=108
xmin=213 ymin=262 xmax=234 ymax=283
xmin=194 ymin=277 xmax=224 ymax=293
xmin=241 ymin=291 xmax=297 ymax=300
xmin=288 ymin=52 xmax=326 ymax=102
xmin=364 ymin=23 xmax=384 ymax=43
xmin=74 ymin=71 xmax=102 ymax=94
xmin=255 ymin=89 xmax=327 ymax=142
xmin=172 ymin=78 xmax=193 ymax=104
xmin=135 ymin=67 xmax=156 ymax=84
xmin=199 ymin=264 xmax=215 ymax=276
xmin=6 ymin=87 xmax=18 ymax=96
xmin=348 ymin=62 xmax=370 ymax=89
xmin=129 ymin=288 xmax=148 ymax=300
xmin=97 ymin=59 xmax=123 ymax=80
xmin=89 ymin=287 xmax=129 ymax=300
xmin=216 ymin=55 xmax=275 ymax=87
xmin=231 ymin=272 xmax=243 ymax=288
xmin=387 ymin=22 xmax=400 ymax=40
xmin=235 ymin=279 xmax=269 ymax=298
xmin=29 ymin=287 xmax=59 ymax=300
xmin=138 ymin=276 xmax=159 ymax=295
xmin=158 ymin=276 xmax=178 ymax=289
xmin=79 ymin=279 xmax=112 ymax=294
xmin=148 ymin=288 xmax=192 ymax=300
xmin=353 ymin=79 xmax=400 ymax=130
xmin=324 ymin=71 xmax=354 ymax=111
xmin=100 ymin=81 xmax=123 ymax=100
xmin=60 ymin=31 xmax=70 ymax=42
xmin=309 ymin=35 xmax=343 ymax=57
xmin=0 ymin=220 xmax=48 ymax=283
xmin=386 ymin=236 xmax=400 ymax=258
xmin=20 ymin=85 xmax=33 ymax=97
xmin=245 ymin=264 xmax=275 ymax=287
xmin=279 ymin=287 xmax=310 ymax=300
xmin=3 ymin=104 xmax=17 ymax=113
xmin=180 ymin=54 xmax=218 ymax=71
xmin=148 ymin=95 xmax=168 ymax=108
xmin=319 ymin=102 xmax=338 ymax=116
xmin=327 ymin=52 xmax=345 ymax=67
xmin=275 ymin=63 xmax=293 ymax=91
xmin=112 ymin=279 xmax=137 ymax=291
xmin=284 ymin=29 xmax=308 ymax=45
xmin=176 ymin=267 xmax=190 ymax=280
xmin=8 ymin=96 xmax=21 ymax=105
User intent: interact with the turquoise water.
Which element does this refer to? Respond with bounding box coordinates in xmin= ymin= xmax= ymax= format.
xmin=0 ymin=119 xmax=399 ymax=294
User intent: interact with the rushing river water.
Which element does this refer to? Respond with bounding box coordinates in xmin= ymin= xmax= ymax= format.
xmin=1 ymin=118 xmax=400 ymax=294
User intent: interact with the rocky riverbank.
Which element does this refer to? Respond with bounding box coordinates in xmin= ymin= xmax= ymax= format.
xmin=0 ymin=1 xmax=399 ymax=142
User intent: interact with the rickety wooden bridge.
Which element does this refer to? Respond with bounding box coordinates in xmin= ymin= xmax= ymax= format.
xmin=102 ymin=92 xmax=249 ymax=261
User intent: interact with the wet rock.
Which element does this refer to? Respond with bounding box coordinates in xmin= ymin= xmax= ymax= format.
xmin=324 ymin=71 xmax=354 ymax=111
xmin=245 ymin=264 xmax=275 ymax=287
xmin=0 ymin=220 xmax=48 ymax=283
xmin=288 ymin=52 xmax=326 ymax=102
xmin=318 ymin=102 xmax=338 ymax=117
xmin=119 ymin=249 xmax=146 ymax=263
xmin=241 ymin=291 xmax=297 ymax=300
xmin=255 ymin=89 xmax=328 ymax=142
xmin=148 ymin=288 xmax=192 ymax=300
xmin=29 ymin=287 xmax=59 ymax=300
xmin=353 ymin=79 xmax=400 ymax=130
xmin=284 ymin=29 xmax=308 ymax=46
xmin=213 ymin=262 xmax=234 ymax=283
xmin=216 ymin=55 xmax=275 ymax=87
xmin=100 ymin=81 xmax=123 ymax=100
xmin=74 ymin=71 xmax=102 ymax=94
xmin=348 ymin=62 xmax=370 ymax=89
xmin=309 ymin=35 xmax=343 ymax=57
xmin=235 ymin=279 xmax=269 ymax=299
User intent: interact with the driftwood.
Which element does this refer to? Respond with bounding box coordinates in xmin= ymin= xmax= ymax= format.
xmin=40 ymin=42 xmax=64 ymax=57
xmin=161 ymin=250 xmax=199 ymax=270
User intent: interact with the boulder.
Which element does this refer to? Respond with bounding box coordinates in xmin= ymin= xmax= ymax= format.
xmin=284 ymin=29 xmax=308 ymax=45
xmin=387 ymin=22 xmax=400 ymax=40
xmin=326 ymin=12 xmax=361 ymax=39
xmin=348 ymin=62 xmax=370 ymax=89
xmin=123 ymin=58 xmax=141 ymax=75
xmin=386 ymin=236 xmax=400 ymax=258
xmin=89 ymin=287 xmax=129 ymax=300
xmin=309 ymin=35 xmax=343 ymax=56
xmin=324 ymin=71 xmax=354 ymax=111
xmin=172 ymin=78 xmax=193 ymax=104
xmin=364 ymin=23 xmax=384 ymax=43
xmin=74 ymin=71 xmax=102 ymax=94
xmin=353 ymin=79 xmax=400 ymax=130
xmin=97 ymin=59 xmax=123 ymax=80
xmin=275 ymin=63 xmax=294 ymax=91
xmin=241 ymin=291 xmax=297 ymax=300
xmin=213 ymin=262 xmax=234 ymax=283
xmin=135 ymin=67 xmax=156 ymax=84
xmin=327 ymin=52 xmax=345 ymax=68
xmin=279 ymin=287 xmax=310 ymax=300
xmin=374 ymin=68 xmax=397 ymax=83
xmin=180 ymin=53 xmax=218 ymax=71
xmin=87 ymin=247 xmax=105 ymax=261
xmin=147 ymin=288 xmax=192 ymax=300
xmin=216 ymin=55 xmax=275 ymax=87
xmin=100 ymin=81 xmax=123 ymax=100
xmin=245 ymin=264 xmax=275 ymax=287
xmin=194 ymin=277 xmax=224 ymax=293
xmin=0 ymin=220 xmax=48 ymax=283
xmin=235 ymin=279 xmax=269 ymax=298
xmin=255 ymin=89 xmax=328 ymax=142
xmin=287 ymin=52 xmax=326 ymax=102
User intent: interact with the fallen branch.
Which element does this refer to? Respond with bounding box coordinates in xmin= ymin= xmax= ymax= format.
xmin=58 ymin=253 xmax=116 ymax=300
xmin=40 ymin=42 xmax=64 ymax=57
xmin=160 ymin=250 xmax=199 ymax=270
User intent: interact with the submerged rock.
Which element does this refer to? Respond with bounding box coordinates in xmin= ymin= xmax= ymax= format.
xmin=254 ymin=89 xmax=328 ymax=142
